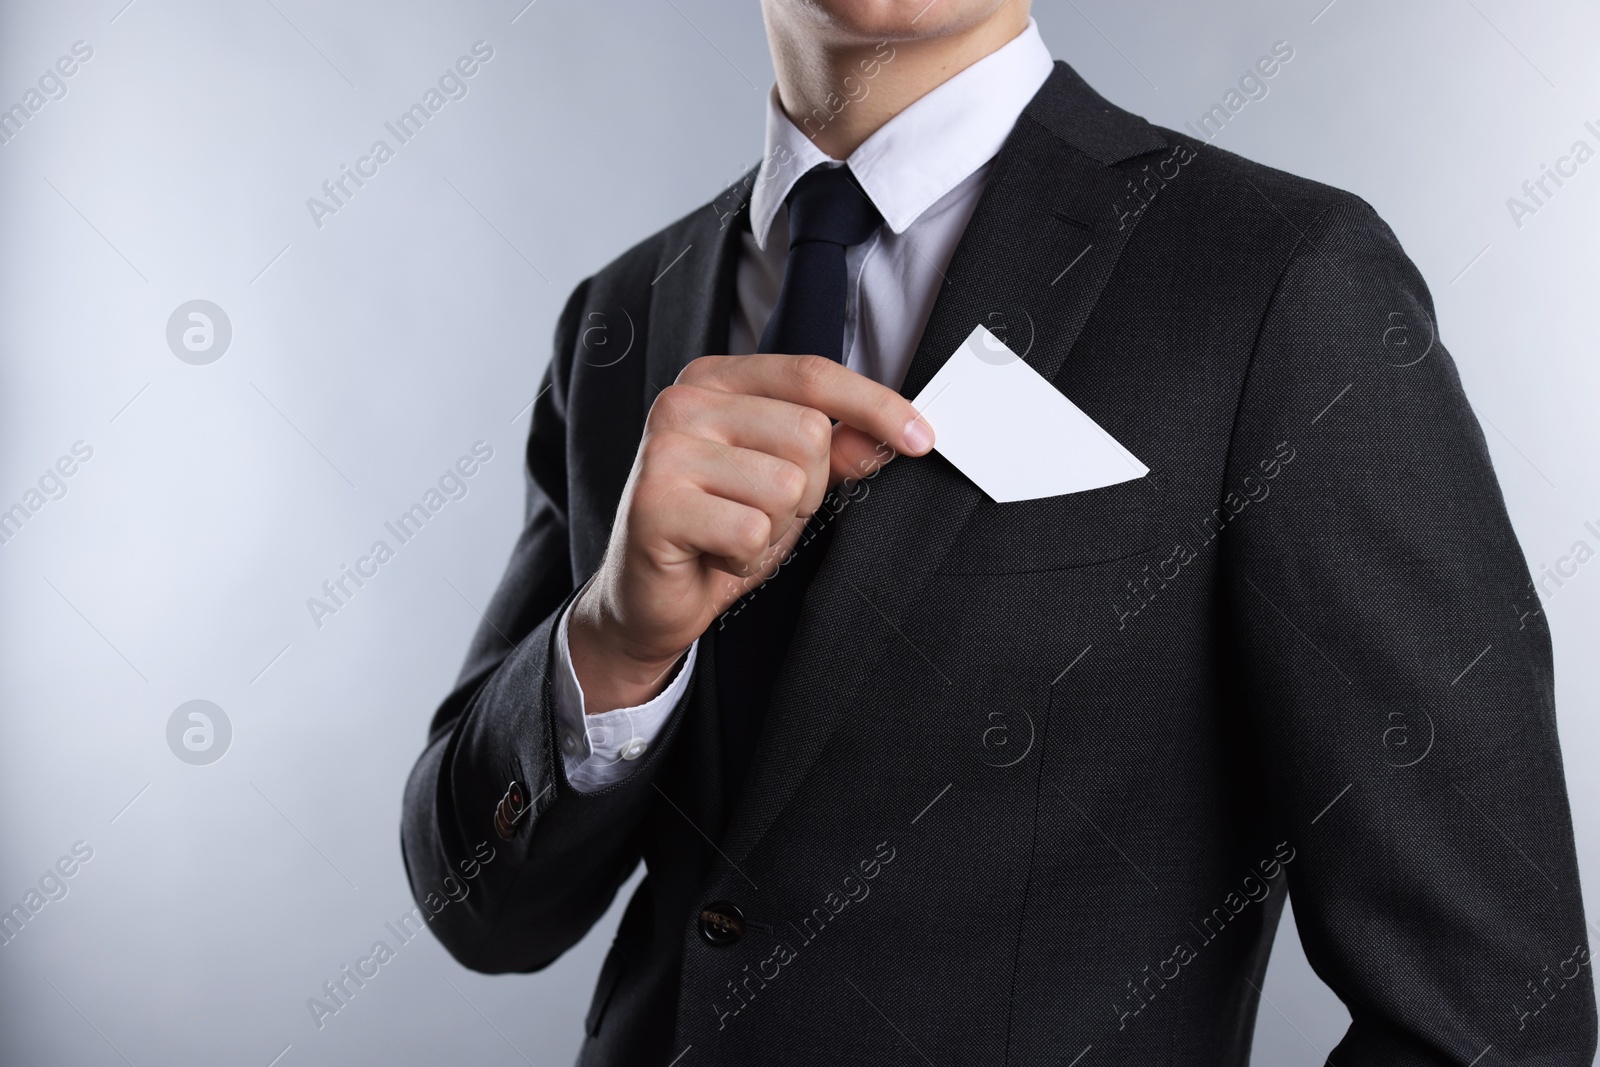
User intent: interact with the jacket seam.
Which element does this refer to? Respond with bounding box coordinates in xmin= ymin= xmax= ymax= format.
xmin=1000 ymin=683 xmax=1057 ymax=1066
xmin=1214 ymin=201 xmax=1340 ymax=515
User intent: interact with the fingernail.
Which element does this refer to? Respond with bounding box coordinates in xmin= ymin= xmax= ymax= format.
xmin=902 ymin=416 xmax=934 ymax=454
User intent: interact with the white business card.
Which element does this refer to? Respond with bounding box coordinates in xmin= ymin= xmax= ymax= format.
xmin=910 ymin=324 xmax=1148 ymax=503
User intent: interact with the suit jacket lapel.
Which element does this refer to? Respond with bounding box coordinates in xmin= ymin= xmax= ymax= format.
xmin=642 ymin=174 xmax=753 ymax=415
xmin=644 ymin=174 xmax=753 ymax=835
xmin=718 ymin=62 xmax=1169 ymax=869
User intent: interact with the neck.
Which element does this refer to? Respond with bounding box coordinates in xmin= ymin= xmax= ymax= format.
xmin=763 ymin=3 xmax=1031 ymax=160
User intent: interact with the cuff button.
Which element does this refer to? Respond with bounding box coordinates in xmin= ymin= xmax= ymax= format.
xmin=494 ymin=779 xmax=531 ymax=841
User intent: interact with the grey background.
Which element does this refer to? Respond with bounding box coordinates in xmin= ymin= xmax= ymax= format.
xmin=1 ymin=0 xmax=1595 ymax=1063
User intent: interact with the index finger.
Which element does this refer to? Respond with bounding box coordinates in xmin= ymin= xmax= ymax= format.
xmin=680 ymin=354 xmax=935 ymax=457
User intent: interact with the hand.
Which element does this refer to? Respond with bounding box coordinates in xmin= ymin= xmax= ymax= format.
xmin=568 ymin=354 xmax=935 ymax=714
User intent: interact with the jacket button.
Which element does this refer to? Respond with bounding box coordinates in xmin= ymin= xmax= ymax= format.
xmin=698 ymin=901 xmax=745 ymax=946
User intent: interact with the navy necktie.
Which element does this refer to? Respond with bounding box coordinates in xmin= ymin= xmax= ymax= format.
xmin=716 ymin=164 xmax=883 ymax=812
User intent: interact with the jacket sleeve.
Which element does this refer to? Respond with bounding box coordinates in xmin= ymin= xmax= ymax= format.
xmin=1222 ymin=198 xmax=1596 ymax=1065
xmin=400 ymin=278 xmax=691 ymax=973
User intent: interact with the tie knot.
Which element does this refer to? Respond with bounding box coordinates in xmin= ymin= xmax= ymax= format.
xmin=785 ymin=165 xmax=883 ymax=249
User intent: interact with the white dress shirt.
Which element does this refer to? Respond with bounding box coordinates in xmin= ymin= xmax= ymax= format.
xmin=554 ymin=20 xmax=1055 ymax=792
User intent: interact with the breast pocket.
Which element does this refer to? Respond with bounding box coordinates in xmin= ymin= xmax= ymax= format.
xmin=933 ymin=475 xmax=1159 ymax=576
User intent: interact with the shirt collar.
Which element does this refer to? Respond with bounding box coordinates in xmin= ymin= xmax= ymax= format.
xmin=748 ymin=18 xmax=1055 ymax=249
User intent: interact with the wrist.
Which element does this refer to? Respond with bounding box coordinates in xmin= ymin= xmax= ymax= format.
xmin=568 ymin=587 xmax=684 ymax=715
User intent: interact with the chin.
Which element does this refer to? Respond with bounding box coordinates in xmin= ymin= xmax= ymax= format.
xmin=775 ymin=0 xmax=1020 ymax=41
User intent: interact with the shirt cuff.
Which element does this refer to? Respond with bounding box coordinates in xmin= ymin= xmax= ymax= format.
xmin=552 ymin=596 xmax=697 ymax=793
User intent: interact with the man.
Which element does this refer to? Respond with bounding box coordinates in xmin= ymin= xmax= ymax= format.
xmin=402 ymin=1 xmax=1595 ymax=1063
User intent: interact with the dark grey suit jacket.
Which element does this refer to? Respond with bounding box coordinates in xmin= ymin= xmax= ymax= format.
xmin=401 ymin=62 xmax=1595 ymax=1066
